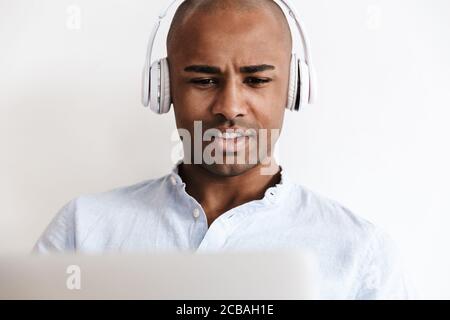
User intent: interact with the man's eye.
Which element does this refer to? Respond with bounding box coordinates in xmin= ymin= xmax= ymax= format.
xmin=244 ymin=77 xmax=272 ymax=86
xmin=190 ymin=78 xmax=218 ymax=87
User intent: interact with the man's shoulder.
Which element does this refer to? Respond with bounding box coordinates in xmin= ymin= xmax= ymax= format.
xmin=75 ymin=174 xmax=170 ymax=208
xmin=284 ymin=183 xmax=413 ymax=299
xmin=286 ymin=182 xmax=379 ymax=239
xmin=33 ymin=174 xmax=172 ymax=253
xmin=56 ymin=173 xmax=172 ymax=226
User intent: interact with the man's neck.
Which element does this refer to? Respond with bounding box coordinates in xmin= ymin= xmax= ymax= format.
xmin=178 ymin=160 xmax=281 ymax=227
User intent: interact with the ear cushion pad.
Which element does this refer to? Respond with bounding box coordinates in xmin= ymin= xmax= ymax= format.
xmin=150 ymin=60 xmax=161 ymax=113
xmin=298 ymin=59 xmax=310 ymax=110
xmin=286 ymin=53 xmax=298 ymax=111
xmin=159 ymin=58 xmax=172 ymax=114
xmin=149 ymin=58 xmax=172 ymax=114
xmin=294 ymin=61 xmax=301 ymax=111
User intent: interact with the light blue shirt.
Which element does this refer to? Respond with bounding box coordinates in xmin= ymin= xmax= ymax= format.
xmin=33 ymin=162 xmax=414 ymax=299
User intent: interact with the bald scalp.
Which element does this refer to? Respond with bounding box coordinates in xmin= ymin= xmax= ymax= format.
xmin=166 ymin=0 xmax=292 ymax=56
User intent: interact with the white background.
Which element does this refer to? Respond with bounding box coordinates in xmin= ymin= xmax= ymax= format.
xmin=1 ymin=0 xmax=449 ymax=299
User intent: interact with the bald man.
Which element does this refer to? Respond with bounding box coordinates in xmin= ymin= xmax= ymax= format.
xmin=34 ymin=0 xmax=414 ymax=299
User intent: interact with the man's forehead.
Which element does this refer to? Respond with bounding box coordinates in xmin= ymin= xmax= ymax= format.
xmin=171 ymin=23 xmax=290 ymax=64
xmin=167 ymin=1 xmax=292 ymax=58
xmin=178 ymin=8 xmax=287 ymax=41
xmin=171 ymin=47 xmax=285 ymax=70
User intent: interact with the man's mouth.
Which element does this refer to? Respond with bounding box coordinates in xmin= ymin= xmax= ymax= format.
xmin=206 ymin=129 xmax=255 ymax=154
xmin=212 ymin=131 xmax=246 ymax=139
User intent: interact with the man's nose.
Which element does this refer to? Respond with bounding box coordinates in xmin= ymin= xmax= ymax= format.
xmin=211 ymin=80 xmax=248 ymax=121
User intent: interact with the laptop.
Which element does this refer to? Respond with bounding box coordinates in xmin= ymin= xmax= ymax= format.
xmin=0 ymin=251 xmax=317 ymax=299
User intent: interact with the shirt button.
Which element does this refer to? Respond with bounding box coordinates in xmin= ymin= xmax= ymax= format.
xmin=193 ymin=208 xmax=200 ymax=219
xmin=170 ymin=175 xmax=177 ymax=186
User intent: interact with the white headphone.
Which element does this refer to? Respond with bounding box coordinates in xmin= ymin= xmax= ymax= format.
xmin=142 ymin=0 xmax=316 ymax=114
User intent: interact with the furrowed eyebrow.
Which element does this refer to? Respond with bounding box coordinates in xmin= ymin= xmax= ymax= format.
xmin=183 ymin=64 xmax=276 ymax=74
xmin=240 ymin=64 xmax=275 ymax=73
xmin=184 ymin=65 xmax=221 ymax=74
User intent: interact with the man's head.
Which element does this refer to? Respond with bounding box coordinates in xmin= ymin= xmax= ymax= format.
xmin=167 ymin=0 xmax=293 ymax=176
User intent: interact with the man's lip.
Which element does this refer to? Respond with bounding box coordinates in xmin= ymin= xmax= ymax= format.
xmin=204 ymin=127 xmax=257 ymax=139
xmin=210 ymin=133 xmax=250 ymax=153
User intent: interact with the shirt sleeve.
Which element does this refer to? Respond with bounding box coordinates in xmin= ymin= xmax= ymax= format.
xmin=355 ymin=226 xmax=417 ymax=299
xmin=31 ymin=198 xmax=77 ymax=254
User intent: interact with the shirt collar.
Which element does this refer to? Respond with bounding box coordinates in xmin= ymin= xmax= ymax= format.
xmin=168 ymin=160 xmax=291 ymax=205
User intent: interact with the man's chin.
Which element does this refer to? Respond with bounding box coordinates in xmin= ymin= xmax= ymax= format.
xmin=200 ymin=162 xmax=259 ymax=177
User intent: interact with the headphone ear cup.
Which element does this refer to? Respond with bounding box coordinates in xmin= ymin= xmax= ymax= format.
xmin=149 ymin=58 xmax=172 ymax=114
xmin=286 ymin=53 xmax=298 ymax=111
xmin=159 ymin=58 xmax=172 ymax=114
xmin=297 ymin=59 xmax=310 ymax=110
